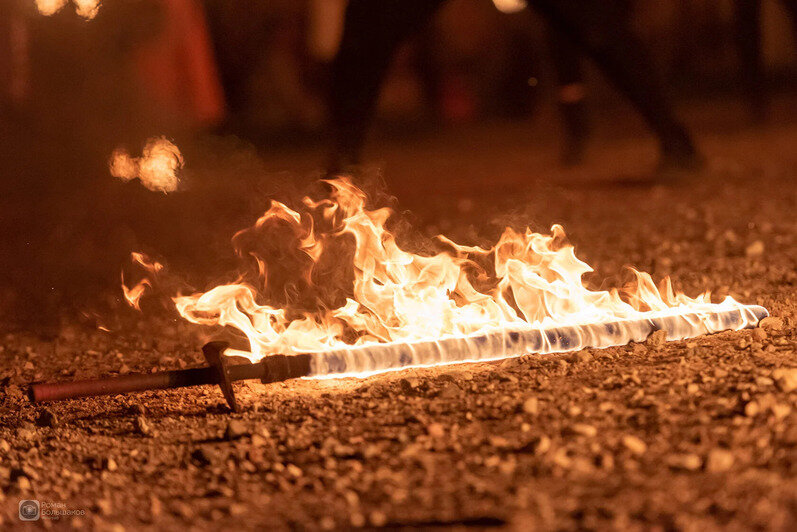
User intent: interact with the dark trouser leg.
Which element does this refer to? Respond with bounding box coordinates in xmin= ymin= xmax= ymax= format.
xmin=530 ymin=0 xmax=700 ymax=167
xmin=734 ymin=0 xmax=767 ymax=121
xmin=546 ymin=28 xmax=588 ymax=165
xmin=328 ymin=0 xmax=446 ymax=172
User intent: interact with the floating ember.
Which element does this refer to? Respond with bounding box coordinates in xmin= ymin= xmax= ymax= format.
xmin=29 ymin=175 xmax=769 ymax=409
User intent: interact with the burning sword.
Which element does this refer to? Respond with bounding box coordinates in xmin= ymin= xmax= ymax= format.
xmin=30 ymin=304 xmax=768 ymax=412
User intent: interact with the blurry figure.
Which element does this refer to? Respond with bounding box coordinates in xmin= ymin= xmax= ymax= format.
xmin=329 ymin=0 xmax=702 ymax=175
xmin=546 ymin=28 xmax=588 ymax=165
xmin=0 ymin=2 xmax=31 ymax=116
xmin=204 ymin=1 xmax=324 ymax=135
xmin=133 ymin=0 xmax=225 ymax=130
xmin=734 ymin=0 xmax=797 ymax=122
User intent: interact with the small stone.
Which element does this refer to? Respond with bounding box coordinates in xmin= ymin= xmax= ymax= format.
xmin=16 ymin=426 xmax=36 ymax=441
xmin=569 ymin=350 xmax=593 ymax=364
xmin=751 ymin=328 xmax=767 ymax=341
xmin=705 ymin=449 xmax=734 ymax=473
xmin=621 ymin=435 xmax=647 ymax=456
xmin=0 ymin=439 xmax=10 ymax=453
xmin=527 ymin=435 xmax=551 ymax=455
xmin=16 ymin=475 xmax=32 ymax=491
xmin=489 ymin=436 xmax=509 ymax=448
xmin=95 ymin=499 xmax=113 ymax=515
xmin=770 ymin=403 xmax=791 ymax=419
xmin=569 ymin=424 xmax=597 ymax=438
xmin=522 ymin=397 xmax=539 ymax=415
xmin=350 ymin=513 xmax=366 ymax=528
xmin=191 ymin=448 xmax=214 ymax=467
xmin=150 ymin=497 xmax=162 ymax=518
xmin=370 ymin=510 xmax=387 ymax=527
xmin=172 ymin=501 xmax=194 ymax=520
xmin=666 ymin=453 xmax=702 ymax=471
xmin=399 ymin=378 xmax=418 ymax=395
xmin=36 ymin=408 xmax=58 ymax=428
xmin=772 ymin=368 xmax=797 ymax=393
xmin=438 ymin=382 xmax=461 ymax=399
xmin=426 ymin=423 xmax=445 ymax=439
xmin=225 ymin=420 xmax=249 ymax=440
xmin=745 ymin=240 xmax=765 ymax=258
xmin=744 ymin=401 xmax=760 ymax=417
xmin=103 ymin=457 xmax=118 ymax=472
xmin=646 ymin=330 xmax=667 ymax=348
xmin=759 ymin=317 xmax=783 ymax=331
xmin=632 ymin=343 xmax=648 ymax=356
xmin=286 ymin=464 xmax=302 ymax=478
xmin=135 ymin=416 xmax=152 ymax=436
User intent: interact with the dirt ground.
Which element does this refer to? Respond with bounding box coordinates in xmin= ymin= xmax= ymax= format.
xmin=1 ymin=99 xmax=796 ymax=530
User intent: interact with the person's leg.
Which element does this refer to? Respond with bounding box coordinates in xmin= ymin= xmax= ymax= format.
xmin=546 ymin=28 xmax=588 ymax=165
xmin=530 ymin=0 xmax=701 ymax=170
xmin=328 ymin=0 xmax=447 ymax=172
xmin=734 ymin=0 xmax=767 ymax=121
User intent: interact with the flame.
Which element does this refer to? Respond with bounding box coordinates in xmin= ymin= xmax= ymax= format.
xmin=35 ymin=0 xmax=100 ymax=19
xmin=126 ymin=176 xmax=752 ymax=368
xmin=110 ymin=138 xmax=184 ymax=193
xmin=122 ymin=253 xmax=163 ymax=310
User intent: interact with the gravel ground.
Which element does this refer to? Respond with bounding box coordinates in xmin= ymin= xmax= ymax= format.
xmin=1 ymin=110 xmax=796 ymax=530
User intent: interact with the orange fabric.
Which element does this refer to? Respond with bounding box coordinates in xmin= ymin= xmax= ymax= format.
xmin=134 ymin=0 xmax=225 ymax=127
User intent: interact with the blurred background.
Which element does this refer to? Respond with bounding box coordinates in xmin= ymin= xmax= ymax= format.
xmin=0 ymin=0 xmax=795 ymax=328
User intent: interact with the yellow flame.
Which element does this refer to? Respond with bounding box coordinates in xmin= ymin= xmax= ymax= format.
xmin=110 ymin=138 xmax=184 ymax=193
xmin=122 ymin=176 xmax=745 ymax=365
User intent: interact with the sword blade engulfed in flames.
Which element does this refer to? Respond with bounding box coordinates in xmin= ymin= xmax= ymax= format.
xmin=125 ymin=177 xmax=766 ymax=377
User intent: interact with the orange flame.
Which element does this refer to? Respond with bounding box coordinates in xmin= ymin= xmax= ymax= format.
xmin=123 ymin=176 xmax=751 ymax=367
xmin=35 ymin=0 xmax=100 ymax=19
xmin=110 ymin=138 xmax=184 ymax=193
xmin=122 ymin=253 xmax=163 ymax=310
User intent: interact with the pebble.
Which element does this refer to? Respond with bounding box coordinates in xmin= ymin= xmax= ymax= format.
xmin=569 ymin=350 xmax=593 ymax=364
xmin=191 ymin=448 xmax=214 ymax=466
xmin=751 ymin=328 xmax=767 ymax=341
xmin=621 ymin=435 xmax=647 ymax=456
xmin=744 ymin=401 xmax=760 ymax=417
xmin=569 ymin=424 xmax=597 ymax=438
xmin=772 ymin=368 xmax=797 ymax=393
xmin=0 ymin=439 xmax=10 ymax=453
xmin=646 ymin=330 xmax=667 ymax=348
xmin=705 ymin=449 xmax=734 ymax=472
xmin=529 ymin=435 xmax=551 ymax=455
xmin=225 ymin=420 xmax=249 ymax=440
xmin=745 ymin=240 xmax=765 ymax=258
xmin=135 ymin=416 xmax=153 ymax=436
xmin=522 ymin=397 xmax=539 ymax=415
xmin=36 ymin=408 xmax=58 ymax=428
xmin=438 ymin=382 xmax=461 ymax=399
xmin=759 ymin=317 xmax=783 ymax=331
xmin=398 ymin=378 xmax=419 ymax=395
xmin=666 ymin=453 xmax=702 ymax=471
xmin=426 ymin=423 xmax=445 ymax=439
xmin=16 ymin=426 xmax=36 ymax=441
xmin=369 ymin=510 xmax=388 ymax=527
xmin=16 ymin=476 xmax=32 ymax=491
